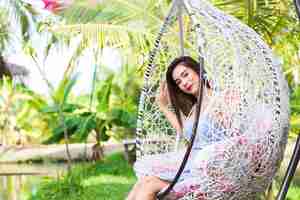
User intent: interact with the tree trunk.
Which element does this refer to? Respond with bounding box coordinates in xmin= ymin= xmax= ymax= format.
xmin=59 ymin=114 xmax=72 ymax=171
xmin=90 ymin=132 xmax=104 ymax=161
xmin=91 ymin=142 xmax=104 ymax=162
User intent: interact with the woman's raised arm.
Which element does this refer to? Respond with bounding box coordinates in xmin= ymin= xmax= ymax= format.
xmin=156 ymin=82 xmax=182 ymax=134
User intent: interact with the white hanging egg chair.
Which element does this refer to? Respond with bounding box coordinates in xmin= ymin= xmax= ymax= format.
xmin=134 ymin=0 xmax=290 ymax=199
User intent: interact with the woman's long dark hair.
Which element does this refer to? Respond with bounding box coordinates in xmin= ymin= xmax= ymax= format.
xmin=166 ymin=56 xmax=209 ymax=129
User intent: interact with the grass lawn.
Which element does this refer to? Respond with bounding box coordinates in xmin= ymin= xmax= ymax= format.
xmin=287 ymin=185 xmax=300 ymax=200
xmin=29 ymin=152 xmax=300 ymax=200
xmin=29 ymin=153 xmax=137 ymax=200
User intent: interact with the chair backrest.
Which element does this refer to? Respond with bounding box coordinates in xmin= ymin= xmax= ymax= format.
xmin=136 ymin=0 xmax=290 ymax=198
xmin=136 ymin=0 xmax=289 ymax=160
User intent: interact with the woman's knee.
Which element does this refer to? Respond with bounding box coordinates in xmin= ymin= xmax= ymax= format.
xmin=127 ymin=179 xmax=148 ymax=200
xmin=140 ymin=176 xmax=156 ymax=184
xmin=139 ymin=176 xmax=169 ymax=192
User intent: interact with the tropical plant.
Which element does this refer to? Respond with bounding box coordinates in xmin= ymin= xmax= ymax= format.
xmin=213 ymin=0 xmax=290 ymax=43
xmin=0 ymin=8 xmax=9 ymax=51
xmin=22 ymin=8 xmax=142 ymax=158
xmin=48 ymin=0 xmax=299 ymax=87
xmin=0 ymin=77 xmax=20 ymax=145
xmin=213 ymin=0 xmax=300 ymax=85
xmin=41 ymin=72 xmax=138 ymax=160
xmin=1 ymin=0 xmax=41 ymax=49
xmin=0 ymin=77 xmax=49 ymax=145
xmin=47 ymin=0 xmax=195 ymax=70
xmin=41 ymin=0 xmax=299 ymax=136
xmin=22 ymin=19 xmax=90 ymax=165
xmin=290 ymin=85 xmax=300 ymax=136
xmin=17 ymin=88 xmax=52 ymax=142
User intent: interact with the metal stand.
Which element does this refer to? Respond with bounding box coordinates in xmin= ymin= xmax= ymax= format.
xmin=276 ymin=134 xmax=300 ymax=200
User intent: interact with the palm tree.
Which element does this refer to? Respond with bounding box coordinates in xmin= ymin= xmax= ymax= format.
xmin=213 ymin=0 xmax=290 ymax=43
xmin=48 ymin=0 xmax=298 ymax=80
xmin=0 ymin=9 xmax=10 ymax=51
xmin=1 ymin=0 xmax=40 ymax=47
xmin=42 ymin=0 xmax=176 ymax=161
xmin=213 ymin=0 xmax=300 ymax=86
xmin=17 ymin=0 xmax=298 ymax=161
xmin=47 ymin=0 xmax=196 ymax=69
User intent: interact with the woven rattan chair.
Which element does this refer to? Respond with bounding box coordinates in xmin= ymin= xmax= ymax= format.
xmin=135 ymin=0 xmax=290 ymax=199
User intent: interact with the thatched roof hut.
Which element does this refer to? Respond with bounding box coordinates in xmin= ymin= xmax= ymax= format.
xmin=0 ymin=55 xmax=29 ymax=79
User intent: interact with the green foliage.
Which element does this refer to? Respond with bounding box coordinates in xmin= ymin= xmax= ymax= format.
xmin=111 ymin=108 xmax=136 ymax=129
xmin=1 ymin=0 xmax=40 ymax=49
xmin=42 ymin=73 xmax=138 ymax=144
xmin=29 ymin=171 xmax=85 ymax=200
xmin=43 ymin=114 xmax=83 ymax=144
xmin=76 ymin=113 xmax=98 ymax=141
xmin=54 ymin=74 xmax=79 ymax=105
xmin=60 ymin=2 xmax=106 ymax=24
xmin=0 ymin=9 xmax=9 ymax=50
xmin=287 ymin=185 xmax=300 ymax=200
xmin=49 ymin=0 xmax=183 ymax=69
xmin=96 ymin=74 xmax=114 ymax=113
xmin=0 ymin=77 xmax=52 ymax=144
xmin=213 ymin=0 xmax=300 ymax=87
xmin=15 ymin=90 xmax=51 ymax=140
xmin=40 ymin=74 xmax=82 ymax=144
xmin=4 ymin=0 xmax=298 ymax=146
xmin=290 ymin=85 xmax=300 ymax=136
xmin=54 ymin=0 xmax=300 ymax=89
xmin=41 ymin=103 xmax=80 ymax=114
xmin=291 ymin=85 xmax=300 ymax=115
xmin=28 ymin=153 xmax=136 ymax=200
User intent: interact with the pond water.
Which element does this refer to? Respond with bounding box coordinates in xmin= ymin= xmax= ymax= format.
xmin=0 ymin=163 xmax=68 ymax=200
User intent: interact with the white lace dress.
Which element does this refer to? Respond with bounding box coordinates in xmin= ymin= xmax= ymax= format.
xmin=134 ymin=113 xmax=226 ymax=182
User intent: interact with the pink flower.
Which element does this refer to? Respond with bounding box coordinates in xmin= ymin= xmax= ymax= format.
xmin=42 ymin=0 xmax=73 ymax=13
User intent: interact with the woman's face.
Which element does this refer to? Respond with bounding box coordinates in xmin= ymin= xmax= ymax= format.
xmin=172 ymin=64 xmax=200 ymax=96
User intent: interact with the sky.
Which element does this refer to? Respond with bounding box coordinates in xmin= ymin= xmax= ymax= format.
xmin=7 ymin=38 xmax=122 ymax=96
xmin=5 ymin=0 xmax=122 ymax=96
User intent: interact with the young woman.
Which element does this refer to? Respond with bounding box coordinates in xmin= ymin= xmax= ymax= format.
xmin=126 ymin=56 xmax=225 ymax=200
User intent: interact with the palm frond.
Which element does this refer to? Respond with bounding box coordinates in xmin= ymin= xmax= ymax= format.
xmin=52 ymin=23 xmax=153 ymax=49
xmin=0 ymin=8 xmax=9 ymax=50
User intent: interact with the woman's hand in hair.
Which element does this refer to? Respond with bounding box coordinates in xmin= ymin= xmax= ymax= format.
xmin=156 ymin=81 xmax=170 ymax=111
xmin=156 ymin=81 xmax=182 ymax=133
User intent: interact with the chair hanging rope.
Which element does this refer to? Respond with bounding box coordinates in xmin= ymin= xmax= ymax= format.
xmin=177 ymin=0 xmax=185 ymax=56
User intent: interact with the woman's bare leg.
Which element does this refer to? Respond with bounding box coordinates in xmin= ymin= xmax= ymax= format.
xmin=134 ymin=176 xmax=170 ymax=200
xmin=126 ymin=179 xmax=143 ymax=200
xmin=126 ymin=176 xmax=169 ymax=200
